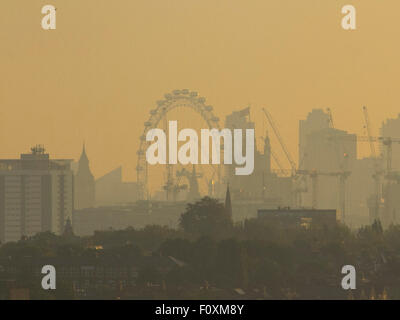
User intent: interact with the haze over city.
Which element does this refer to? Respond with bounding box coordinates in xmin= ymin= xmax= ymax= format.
xmin=2 ymin=0 xmax=400 ymax=180
xmin=3 ymin=0 xmax=400 ymax=303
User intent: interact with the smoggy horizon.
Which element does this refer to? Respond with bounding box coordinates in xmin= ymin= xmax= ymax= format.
xmin=2 ymin=1 xmax=400 ymax=181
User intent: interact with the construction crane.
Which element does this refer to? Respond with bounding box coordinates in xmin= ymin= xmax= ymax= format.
xmin=262 ymin=108 xmax=297 ymax=175
xmin=325 ymin=108 xmax=352 ymax=222
xmin=328 ymin=170 xmax=351 ymax=222
xmin=295 ymin=109 xmax=351 ymax=221
xmin=363 ymin=107 xmax=400 ymax=224
xmin=261 ymin=108 xmax=308 ymax=207
xmin=296 ymin=169 xmax=351 ymax=214
xmin=326 ymin=108 xmax=346 ymax=168
xmin=296 ymin=169 xmax=319 ymax=208
xmin=333 ymin=111 xmax=400 ymax=222
xmin=262 ymin=107 xmax=351 ymax=211
xmin=363 ymin=107 xmax=377 ymax=160
xmin=327 ymin=108 xmax=335 ymax=129
xmin=354 ymin=136 xmax=400 ymax=172
xmin=335 ymin=134 xmax=400 ymax=174
xmin=261 ymin=108 xmax=314 ymax=207
xmin=363 ymin=106 xmax=381 ymax=221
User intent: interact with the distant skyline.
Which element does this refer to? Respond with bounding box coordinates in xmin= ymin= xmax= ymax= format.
xmin=2 ymin=1 xmax=400 ymax=180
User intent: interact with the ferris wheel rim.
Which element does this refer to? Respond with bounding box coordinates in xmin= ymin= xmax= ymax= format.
xmin=136 ymin=89 xmax=222 ymax=200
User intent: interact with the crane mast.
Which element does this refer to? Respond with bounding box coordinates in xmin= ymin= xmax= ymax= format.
xmin=362 ymin=106 xmax=381 ymax=222
xmin=363 ymin=106 xmax=377 ymax=159
xmin=326 ymin=108 xmax=351 ymax=223
xmin=327 ymin=108 xmax=334 ymax=129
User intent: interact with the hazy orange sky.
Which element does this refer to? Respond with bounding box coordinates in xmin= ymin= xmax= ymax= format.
xmin=1 ymin=0 xmax=400 ymax=181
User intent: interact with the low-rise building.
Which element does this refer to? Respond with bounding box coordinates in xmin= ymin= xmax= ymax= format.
xmin=257 ymin=208 xmax=337 ymax=228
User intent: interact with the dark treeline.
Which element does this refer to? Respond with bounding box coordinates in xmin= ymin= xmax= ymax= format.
xmin=1 ymin=197 xmax=400 ymax=299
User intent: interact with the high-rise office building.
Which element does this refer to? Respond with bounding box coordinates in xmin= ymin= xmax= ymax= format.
xmin=301 ymin=125 xmax=357 ymax=219
xmin=0 ymin=145 xmax=73 ymax=243
xmin=299 ymin=109 xmax=330 ymax=167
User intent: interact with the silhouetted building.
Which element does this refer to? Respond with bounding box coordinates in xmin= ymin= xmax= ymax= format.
xmin=301 ymin=122 xmax=356 ymax=218
xmin=257 ymin=208 xmax=337 ymax=228
xmin=73 ymin=202 xmax=186 ymax=236
xmin=381 ymin=180 xmax=400 ymax=227
xmin=74 ymin=144 xmax=95 ymax=209
xmin=225 ymin=107 xmax=258 ymax=196
xmin=0 ymin=145 xmax=73 ymax=243
xmin=63 ymin=217 xmax=74 ymax=237
xmin=0 ymin=255 xmax=176 ymax=299
xmin=95 ymin=167 xmax=138 ymax=206
xmin=348 ymin=157 xmax=376 ymax=227
xmin=373 ymin=115 xmax=400 ymax=227
xmin=224 ymin=107 xmax=292 ymax=205
xmin=299 ymin=109 xmax=330 ymax=166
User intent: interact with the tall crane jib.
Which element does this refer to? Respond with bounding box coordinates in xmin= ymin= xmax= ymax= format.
xmin=363 ymin=106 xmax=377 ymax=159
xmin=262 ymin=108 xmax=297 ymax=175
xmin=261 ymin=108 xmax=308 ymax=207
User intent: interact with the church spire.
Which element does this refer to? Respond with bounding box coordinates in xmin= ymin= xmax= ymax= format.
xmin=264 ymin=129 xmax=271 ymax=173
xmin=225 ymin=184 xmax=232 ymax=218
xmin=79 ymin=142 xmax=89 ymax=164
xmin=63 ymin=217 xmax=74 ymax=237
xmin=75 ymin=143 xmax=95 ymax=209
